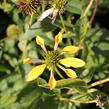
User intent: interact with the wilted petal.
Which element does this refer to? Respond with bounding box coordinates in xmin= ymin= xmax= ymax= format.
xmin=26 ymin=64 xmax=46 ymax=81
xmin=48 ymin=76 xmax=56 ymax=90
xmin=65 ymin=69 xmax=77 ymax=78
xmin=38 ymin=8 xmax=54 ymax=21
xmin=59 ymin=58 xmax=85 ymax=68
xmin=62 ymin=46 xmax=79 ymax=53
xmin=36 ymin=36 xmax=44 ymax=46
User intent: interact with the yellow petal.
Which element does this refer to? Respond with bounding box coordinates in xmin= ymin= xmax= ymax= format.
xmin=59 ymin=58 xmax=85 ymax=68
xmin=36 ymin=36 xmax=44 ymax=46
xmin=48 ymin=76 xmax=56 ymax=90
xmin=26 ymin=64 xmax=46 ymax=81
xmin=65 ymin=69 xmax=77 ymax=78
xmin=23 ymin=58 xmax=32 ymax=64
xmin=55 ymin=32 xmax=62 ymax=44
xmin=62 ymin=46 xmax=79 ymax=53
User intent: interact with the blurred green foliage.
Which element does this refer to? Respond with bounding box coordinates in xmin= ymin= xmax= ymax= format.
xmin=0 ymin=0 xmax=109 ymax=109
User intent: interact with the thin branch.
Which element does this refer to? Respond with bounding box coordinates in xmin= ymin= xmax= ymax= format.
xmin=80 ymin=0 xmax=94 ymax=19
xmin=89 ymin=0 xmax=100 ymax=26
xmin=87 ymin=77 xmax=109 ymax=88
xmin=58 ymin=97 xmax=96 ymax=104
xmin=59 ymin=13 xmax=66 ymax=31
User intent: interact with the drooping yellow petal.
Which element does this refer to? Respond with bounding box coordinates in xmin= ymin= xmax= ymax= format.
xmin=65 ymin=69 xmax=77 ymax=78
xmin=23 ymin=58 xmax=32 ymax=64
xmin=59 ymin=58 xmax=85 ymax=68
xmin=48 ymin=76 xmax=56 ymax=90
xmin=36 ymin=36 xmax=44 ymax=46
xmin=62 ymin=46 xmax=79 ymax=53
xmin=55 ymin=32 xmax=62 ymax=44
xmin=26 ymin=64 xmax=46 ymax=81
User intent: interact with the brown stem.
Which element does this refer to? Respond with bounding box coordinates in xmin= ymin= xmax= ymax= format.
xmin=89 ymin=0 xmax=100 ymax=26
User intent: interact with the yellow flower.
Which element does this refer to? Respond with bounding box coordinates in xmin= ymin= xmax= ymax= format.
xmin=23 ymin=30 xmax=85 ymax=90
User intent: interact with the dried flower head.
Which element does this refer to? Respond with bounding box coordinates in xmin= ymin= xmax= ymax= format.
xmin=16 ymin=0 xmax=41 ymax=14
xmin=96 ymin=96 xmax=107 ymax=107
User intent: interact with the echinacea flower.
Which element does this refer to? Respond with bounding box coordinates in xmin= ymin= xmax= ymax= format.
xmin=23 ymin=30 xmax=85 ymax=90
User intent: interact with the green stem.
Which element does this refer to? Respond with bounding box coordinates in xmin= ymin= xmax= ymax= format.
xmin=59 ymin=13 xmax=66 ymax=31
xmin=58 ymin=97 xmax=96 ymax=104
xmin=54 ymin=66 xmax=64 ymax=79
xmin=80 ymin=0 xmax=94 ymax=19
xmin=42 ymin=0 xmax=45 ymax=12
xmin=22 ymin=40 xmax=27 ymax=59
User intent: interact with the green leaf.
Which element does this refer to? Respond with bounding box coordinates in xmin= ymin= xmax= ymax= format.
xmin=17 ymin=83 xmax=43 ymax=108
xmin=22 ymin=19 xmax=55 ymax=40
xmin=39 ymin=78 xmax=87 ymax=93
xmin=4 ymin=39 xmax=15 ymax=51
xmin=66 ymin=0 xmax=81 ymax=14
xmin=31 ymin=96 xmax=59 ymax=109
xmin=0 ymin=63 xmax=9 ymax=72
xmin=1 ymin=93 xmax=17 ymax=108
xmin=58 ymin=101 xmax=77 ymax=109
xmin=56 ymin=78 xmax=87 ymax=93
